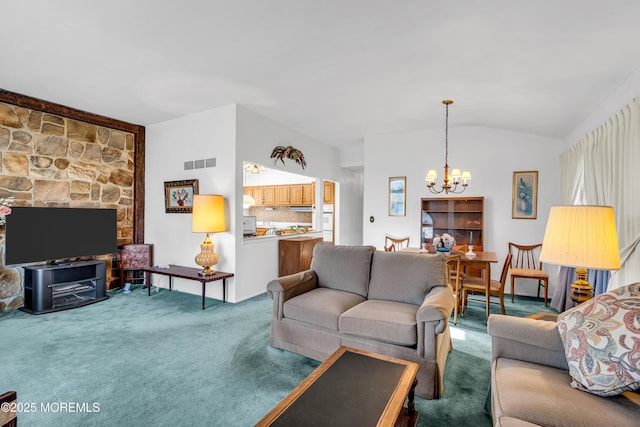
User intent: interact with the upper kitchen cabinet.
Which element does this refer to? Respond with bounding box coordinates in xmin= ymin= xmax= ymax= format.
xmin=252 ymin=185 xmax=275 ymax=206
xmin=290 ymin=183 xmax=315 ymax=206
xmin=289 ymin=184 xmax=304 ymax=205
xmin=323 ymin=181 xmax=335 ymax=204
xmin=276 ymin=185 xmax=290 ymax=206
xmin=303 ymin=183 xmax=315 ymax=206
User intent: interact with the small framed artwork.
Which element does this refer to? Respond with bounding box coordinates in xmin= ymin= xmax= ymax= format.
xmin=389 ymin=176 xmax=406 ymax=216
xmin=164 ymin=179 xmax=199 ymax=213
xmin=512 ymin=171 xmax=538 ymax=219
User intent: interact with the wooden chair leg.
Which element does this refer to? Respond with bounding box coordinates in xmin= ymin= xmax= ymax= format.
xmin=452 ymin=293 xmax=459 ymax=325
xmin=461 ymin=289 xmax=467 ymax=316
xmin=543 ymin=278 xmax=548 ymax=306
xmin=511 ymin=277 xmax=516 ymax=303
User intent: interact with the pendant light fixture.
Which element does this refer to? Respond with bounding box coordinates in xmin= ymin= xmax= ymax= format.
xmin=426 ymin=100 xmax=471 ymax=194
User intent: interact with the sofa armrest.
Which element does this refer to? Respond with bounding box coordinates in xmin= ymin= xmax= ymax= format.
xmin=416 ymin=285 xmax=454 ymax=334
xmin=267 ymin=270 xmax=318 ymax=320
xmin=487 ymin=314 xmax=568 ymax=370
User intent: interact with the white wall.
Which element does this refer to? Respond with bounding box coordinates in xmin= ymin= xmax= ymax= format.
xmin=363 ymin=126 xmax=564 ymax=296
xmin=145 ymin=105 xmax=237 ymax=301
xmin=566 ymin=67 xmax=640 ymax=147
xmin=235 ymin=106 xmax=365 ymax=301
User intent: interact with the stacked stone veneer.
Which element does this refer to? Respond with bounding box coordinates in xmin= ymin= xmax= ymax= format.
xmin=0 ymin=102 xmax=136 ymax=311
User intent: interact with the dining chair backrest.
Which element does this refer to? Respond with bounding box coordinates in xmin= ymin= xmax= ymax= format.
xmin=508 ymin=241 xmax=549 ymax=305
xmin=384 ymin=235 xmax=410 ymax=252
xmin=508 ymin=242 xmax=542 ymax=270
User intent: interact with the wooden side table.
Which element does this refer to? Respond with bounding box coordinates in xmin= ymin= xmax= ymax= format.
xmin=142 ymin=265 xmax=234 ymax=309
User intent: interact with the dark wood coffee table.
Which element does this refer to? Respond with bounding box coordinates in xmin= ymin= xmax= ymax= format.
xmin=141 ymin=265 xmax=233 ymax=309
xmin=256 ymin=346 xmax=419 ymax=427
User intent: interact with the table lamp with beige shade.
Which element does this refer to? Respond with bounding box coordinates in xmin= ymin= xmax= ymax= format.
xmin=192 ymin=195 xmax=226 ymax=276
xmin=539 ymin=205 xmax=621 ymax=304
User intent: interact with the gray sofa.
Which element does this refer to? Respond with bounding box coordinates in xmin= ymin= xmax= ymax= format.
xmin=488 ymin=314 xmax=640 ymax=427
xmin=267 ymin=244 xmax=454 ymax=400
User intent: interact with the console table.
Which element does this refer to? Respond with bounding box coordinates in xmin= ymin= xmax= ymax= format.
xmin=141 ymin=265 xmax=234 ymax=309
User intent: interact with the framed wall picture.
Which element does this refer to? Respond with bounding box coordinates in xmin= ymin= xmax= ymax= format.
xmin=389 ymin=176 xmax=406 ymax=216
xmin=512 ymin=171 xmax=538 ymax=219
xmin=164 ymin=179 xmax=199 ymax=213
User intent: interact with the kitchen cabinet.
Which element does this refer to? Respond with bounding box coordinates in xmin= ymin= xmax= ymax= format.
xmin=251 ymin=186 xmax=276 ymax=206
xmin=289 ymin=183 xmax=314 ymax=206
xmin=279 ymin=236 xmax=323 ymax=276
xmin=289 ymin=185 xmax=304 ymax=205
xmin=243 ymin=183 xmax=315 ymax=207
xmin=276 ymin=185 xmax=290 ymax=205
xmin=303 ymin=183 xmax=315 ymax=205
xmin=323 ymin=181 xmax=334 ymax=204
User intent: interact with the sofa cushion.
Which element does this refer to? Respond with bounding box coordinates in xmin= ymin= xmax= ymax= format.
xmin=492 ymin=357 xmax=640 ymax=427
xmin=283 ymin=288 xmax=366 ymax=331
xmin=368 ymin=251 xmax=446 ymax=306
xmin=556 ymin=282 xmax=640 ymax=397
xmin=310 ymin=244 xmax=375 ymax=297
xmin=339 ymin=299 xmax=419 ymax=346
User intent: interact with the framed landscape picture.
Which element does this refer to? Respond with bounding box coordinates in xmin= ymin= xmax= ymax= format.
xmin=164 ymin=179 xmax=199 ymax=213
xmin=512 ymin=171 xmax=538 ymax=219
xmin=389 ymin=176 xmax=406 ymax=216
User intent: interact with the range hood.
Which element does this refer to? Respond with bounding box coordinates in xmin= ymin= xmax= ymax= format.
xmin=289 ymin=206 xmax=313 ymax=212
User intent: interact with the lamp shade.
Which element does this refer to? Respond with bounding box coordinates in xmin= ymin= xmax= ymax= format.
xmin=539 ymin=205 xmax=621 ymax=270
xmin=192 ymin=195 xmax=226 ymax=233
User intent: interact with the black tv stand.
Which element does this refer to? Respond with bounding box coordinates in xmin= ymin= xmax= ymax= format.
xmin=21 ymin=260 xmax=108 ymax=314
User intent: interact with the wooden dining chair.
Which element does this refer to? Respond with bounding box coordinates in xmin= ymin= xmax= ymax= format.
xmin=446 ymin=254 xmax=462 ymax=325
xmin=461 ymin=253 xmax=512 ymax=316
xmin=384 ymin=235 xmax=410 ymax=252
xmin=508 ymin=242 xmax=549 ymax=306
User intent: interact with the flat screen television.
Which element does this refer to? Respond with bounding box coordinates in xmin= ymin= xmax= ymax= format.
xmin=4 ymin=207 xmax=117 ymax=265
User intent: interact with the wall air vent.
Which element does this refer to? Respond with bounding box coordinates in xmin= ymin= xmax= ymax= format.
xmin=184 ymin=158 xmax=217 ymax=170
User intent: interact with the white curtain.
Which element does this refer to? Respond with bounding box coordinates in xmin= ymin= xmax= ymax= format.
xmin=559 ymin=98 xmax=640 ymax=291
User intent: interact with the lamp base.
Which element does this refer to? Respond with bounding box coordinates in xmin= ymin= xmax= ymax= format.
xmin=198 ymin=267 xmax=216 ymax=276
xmin=570 ymin=267 xmax=593 ymax=304
xmin=195 ymin=233 xmax=219 ymax=277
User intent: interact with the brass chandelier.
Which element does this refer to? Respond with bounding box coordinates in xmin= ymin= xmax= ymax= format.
xmin=426 ymin=100 xmax=471 ymax=194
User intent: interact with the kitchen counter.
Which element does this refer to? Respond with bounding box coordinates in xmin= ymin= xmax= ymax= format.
xmin=243 ymin=230 xmax=322 ymax=244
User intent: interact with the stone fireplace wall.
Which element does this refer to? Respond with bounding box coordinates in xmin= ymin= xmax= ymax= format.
xmin=0 ymin=101 xmax=136 ymax=311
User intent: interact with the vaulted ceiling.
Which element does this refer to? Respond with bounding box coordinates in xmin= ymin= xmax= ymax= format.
xmin=2 ymin=1 xmax=640 ymax=146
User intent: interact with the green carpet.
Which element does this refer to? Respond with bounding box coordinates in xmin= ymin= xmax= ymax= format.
xmin=0 ymin=287 xmax=556 ymax=426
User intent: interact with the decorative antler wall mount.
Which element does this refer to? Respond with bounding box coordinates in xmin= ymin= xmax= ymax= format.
xmin=270 ymin=145 xmax=307 ymax=169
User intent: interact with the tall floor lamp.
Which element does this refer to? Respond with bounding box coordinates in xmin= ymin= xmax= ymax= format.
xmin=192 ymin=195 xmax=226 ymax=276
xmin=539 ymin=205 xmax=621 ymax=304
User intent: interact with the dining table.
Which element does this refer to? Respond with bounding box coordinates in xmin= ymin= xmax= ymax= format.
xmin=401 ymin=247 xmax=499 ymax=320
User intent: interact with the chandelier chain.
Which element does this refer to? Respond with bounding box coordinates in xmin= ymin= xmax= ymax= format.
xmin=444 ymin=101 xmax=449 ymax=168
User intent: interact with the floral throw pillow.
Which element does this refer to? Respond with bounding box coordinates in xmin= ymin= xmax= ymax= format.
xmin=556 ymin=282 xmax=640 ymax=397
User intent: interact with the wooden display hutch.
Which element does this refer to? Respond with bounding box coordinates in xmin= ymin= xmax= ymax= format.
xmin=420 ymin=197 xmax=484 ymax=250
